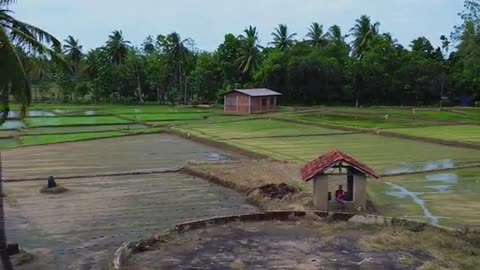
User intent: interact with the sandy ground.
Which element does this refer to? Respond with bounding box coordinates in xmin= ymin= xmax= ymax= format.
xmin=2 ymin=134 xmax=242 ymax=180
xmin=125 ymin=220 xmax=434 ymax=270
xmin=3 ymin=134 xmax=258 ymax=270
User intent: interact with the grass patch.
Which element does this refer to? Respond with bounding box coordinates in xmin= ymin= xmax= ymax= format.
xmin=26 ymin=116 xmax=131 ymax=127
xmin=20 ymin=131 xmax=126 ymax=146
xmin=359 ymin=226 xmax=480 ymax=270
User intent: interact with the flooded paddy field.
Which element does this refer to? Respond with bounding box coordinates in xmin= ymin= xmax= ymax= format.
xmin=369 ymin=168 xmax=480 ymax=227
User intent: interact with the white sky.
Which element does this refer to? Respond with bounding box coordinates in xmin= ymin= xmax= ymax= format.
xmin=12 ymin=0 xmax=464 ymax=51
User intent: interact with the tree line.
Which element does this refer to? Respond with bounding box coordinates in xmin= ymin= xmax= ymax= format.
xmin=2 ymin=0 xmax=480 ymax=115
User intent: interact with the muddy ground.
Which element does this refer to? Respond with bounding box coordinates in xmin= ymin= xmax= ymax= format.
xmin=5 ymin=174 xmax=258 ymax=270
xmin=125 ymin=219 xmax=451 ymax=270
xmin=3 ymin=134 xmax=258 ymax=270
xmin=2 ymin=134 xmax=241 ymax=180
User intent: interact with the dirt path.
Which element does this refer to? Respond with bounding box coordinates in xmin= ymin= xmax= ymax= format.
xmin=126 ymin=220 xmax=434 ymax=270
xmin=3 ymin=134 xmax=258 ymax=270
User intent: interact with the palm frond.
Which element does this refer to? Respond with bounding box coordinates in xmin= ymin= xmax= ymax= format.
xmin=0 ymin=0 xmax=16 ymax=8
xmin=3 ymin=15 xmax=61 ymax=50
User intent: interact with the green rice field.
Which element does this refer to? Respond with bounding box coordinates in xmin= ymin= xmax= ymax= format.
xmin=26 ymin=116 xmax=132 ymax=127
xmin=181 ymin=119 xmax=480 ymax=172
xmin=285 ymin=113 xmax=436 ymax=130
xmin=388 ymin=125 xmax=480 ymax=144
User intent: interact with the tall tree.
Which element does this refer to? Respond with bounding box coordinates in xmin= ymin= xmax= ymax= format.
xmin=270 ymin=24 xmax=297 ymax=50
xmin=327 ymin=25 xmax=345 ymax=45
xmin=106 ymin=30 xmax=130 ymax=65
xmin=305 ymin=22 xmax=328 ymax=48
xmin=0 ymin=0 xmax=61 ymax=121
xmin=63 ymin=35 xmax=83 ymax=72
xmin=160 ymin=32 xmax=191 ymax=104
xmin=237 ymin=26 xmax=263 ymax=76
xmin=350 ymin=15 xmax=380 ymax=59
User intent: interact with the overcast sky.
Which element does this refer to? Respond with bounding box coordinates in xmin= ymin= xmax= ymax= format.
xmin=13 ymin=0 xmax=463 ymax=51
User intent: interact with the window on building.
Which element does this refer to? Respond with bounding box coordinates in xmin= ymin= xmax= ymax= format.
xmin=270 ymin=98 xmax=275 ymax=105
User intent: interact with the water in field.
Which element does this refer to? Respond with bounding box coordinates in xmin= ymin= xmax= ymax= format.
xmin=0 ymin=120 xmax=25 ymax=130
xmin=385 ymin=159 xmax=454 ymax=175
xmin=7 ymin=110 xmax=56 ymax=118
xmin=386 ymin=182 xmax=440 ymax=225
xmin=84 ymin=110 xmax=96 ymax=116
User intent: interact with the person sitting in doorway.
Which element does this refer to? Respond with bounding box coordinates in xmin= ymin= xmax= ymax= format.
xmin=335 ymin=185 xmax=346 ymax=204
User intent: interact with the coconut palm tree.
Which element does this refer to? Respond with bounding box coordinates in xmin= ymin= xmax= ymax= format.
xmin=327 ymin=25 xmax=346 ymax=45
xmin=350 ymin=15 xmax=380 ymax=59
xmin=106 ymin=30 xmax=130 ymax=65
xmin=305 ymin=22 xmax=328 ymax=48
xmin=0 ymin=0 xmax=61 ymax=121
xmin=237 ymin=26 xmax=263 ymax=75
xmin=161 ymin=32 xmax=191 ymax=104
xmin=63 ymin=35 xmax=83 ymax=72
xmin=270 ymin=24 xmax=297 ymax=50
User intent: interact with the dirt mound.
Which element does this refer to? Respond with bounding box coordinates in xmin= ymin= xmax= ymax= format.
xmin=255 ymin=183 xmax=297 ymax=199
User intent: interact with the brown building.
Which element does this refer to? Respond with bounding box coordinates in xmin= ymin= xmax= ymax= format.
xmin=301 ymin=150 xmax=381 ymax=212
xmin=223 ymin=88 xmax=282 ymax=114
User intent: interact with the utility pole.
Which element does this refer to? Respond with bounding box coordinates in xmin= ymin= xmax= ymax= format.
xmin=0 ymin=152 xmax=14 ymax=270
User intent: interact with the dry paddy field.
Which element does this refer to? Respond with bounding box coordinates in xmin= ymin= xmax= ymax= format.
xmin=4 ymin=134 xmax=258 ymax=270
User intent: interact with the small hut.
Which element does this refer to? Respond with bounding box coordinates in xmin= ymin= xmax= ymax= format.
xmin=223 ymin=88 xmax=282 ymax=114
xmin=301 ymin=150 xmax=380 ymax=212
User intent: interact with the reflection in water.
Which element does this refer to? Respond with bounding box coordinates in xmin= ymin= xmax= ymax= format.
xmin=0 ymin=120 xmax=25 ymax=130
xmin=205 ymin=153 xmax=233 ymax=162
xmin=7 ymin=111 xmax=56 ymax=117
xmin=385 ymin=182 xmax=439 ymax=225
xmin=425 ymin=173 xmax=459 ymax=184
xmin=426 ymin=185 xmax=451 ymax=193
xmin=84 ymin=110 xmax=96 ymax=116
xmin=385 ymin=159 xmax=454 ymax=175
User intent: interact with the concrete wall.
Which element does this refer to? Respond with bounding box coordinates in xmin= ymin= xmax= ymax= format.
xmin=313 ymin=175 xmax=329 ymax=211
xmin=353 ymin=174 xmax=367 ymax=210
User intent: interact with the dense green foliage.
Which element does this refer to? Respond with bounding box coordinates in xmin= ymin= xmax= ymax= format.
xmin=4 ymin=0 xmax=480 ymax=110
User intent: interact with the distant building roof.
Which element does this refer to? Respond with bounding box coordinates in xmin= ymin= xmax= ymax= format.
xmin=226 ymin=88 xmax=282 ymax=97
xmin=301 ymin=150 xmax=381 ymax=181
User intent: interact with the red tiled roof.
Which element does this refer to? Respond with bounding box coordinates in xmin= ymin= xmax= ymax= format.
xmin=301 ymin=150 xmax=381 ymax=181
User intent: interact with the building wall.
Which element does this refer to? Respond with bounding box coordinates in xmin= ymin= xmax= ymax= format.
xmin=251 ymin=96 xmax=277 ymax=113
xmin=224 ymin=93 xmax=278 ymax=114
xmin=313 ymin=175 xmax=329 ymax=211
xmin=353 ymin=174 xmax=367 ymax=210
xmin=224 ymin=92 xmax=250 ymax=114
